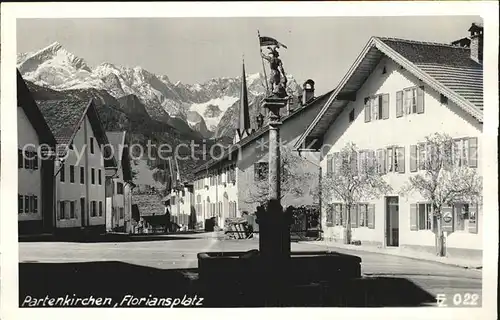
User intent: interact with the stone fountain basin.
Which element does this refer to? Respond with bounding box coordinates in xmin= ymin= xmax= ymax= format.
xmin=197 ymin=251 xmax=362 ymax=286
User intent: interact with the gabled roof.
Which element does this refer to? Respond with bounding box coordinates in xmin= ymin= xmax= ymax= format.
xmin=17 ymin=71 xmax=56 ymax=146
xmin=193 ymin=90 xmax=334 ymax=175
xmin=37 ymin=99 xmax=116 ymax=167
xmin=295 ymin=36 xmax=483 ymax=149
xmin=106 ymin=131 xmax=133 ymax=182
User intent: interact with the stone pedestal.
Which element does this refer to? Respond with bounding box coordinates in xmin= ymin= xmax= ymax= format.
xmin=257 ymin=97 xmax=290 ymax=268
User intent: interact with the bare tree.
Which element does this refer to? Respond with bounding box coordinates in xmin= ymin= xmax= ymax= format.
xmin=400 ymin=133 xmax=482 ymax=256
xmin=245 ymin=146 xmax=315 ymax=207
xmin=319 ymin=142 xmax=392 ymax=244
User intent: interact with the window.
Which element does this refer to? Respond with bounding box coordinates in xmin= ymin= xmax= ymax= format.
xmin=18 ymin=195 xmax=24 ymax=213
xmin=98 ymin=169 xmax=102 ymax=185
xmin=453 ymin=202 xmax=478 ymax=233
xmin=404 ymin=87 xmax=418 ymax=114
xmin=119 ymin=207 xmax=124 ymax=219
xmin=69 ymin=165 xmax=75 ymax=183
xmin=452 ymin=138 xmax=476 ymax=167
xmin=254 ymin=162 xmax=269 ymax=181
xmin=91 ymin=168 xmax=95 ymax=184
xmin=70 ymin=201 xmax=76 ymax=219
xmin=117 ymin=182 xmax=124 ymax=195
xmin=397 ymin=86 xmax=424 ymax=117
xmin=364 ymin=94 xmax=389 ymax=122
xmin=21 ymin=150 xmax=38 ymax=170
xmin=80 ymin=167 xmax=85 ymax=184
xmin=418 ymin=203 xmax=433 ymax=230
xmin=358 ymin=204 xmax=368 ymax=227
xmin=90 ymin=137 xmax=95 ymax=154
xmin=349 ymin=109 xmax=355 ymax=122
xmin=59 ymin=201 xmax=66 ymax=220
xmin=59 ymin=164 xmax=65 ymax=182
xmin=91 ymin=201 xmax=97 ymax=217
xmin=386 ymin=146 xmax=405 ymax=173
xmin=100 ymin=202 xmax=104 ymax=217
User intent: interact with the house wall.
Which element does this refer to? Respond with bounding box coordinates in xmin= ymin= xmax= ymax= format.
xmin=321 ymin=57 xmax=483 ymax=257
xmin=237 ymin=106 xmax=322 ymax=215
xmin=170 ymin=186 xmax=194 ymax=227
xmin=192 ymin=165 xmax=238 ymax=228
xmin=18 ymin=107 xmax=43 ymax=233
xmin=55 ymin=116 xmax=106 ymax=231
xmin=124 ymin=183 xmax=133 ymax=233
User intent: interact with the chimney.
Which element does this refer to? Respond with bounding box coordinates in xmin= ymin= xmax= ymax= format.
xmin=302 ymin=79 xmax=315 ymax=105
xmin=469 ymin=23 xmax=483 ymax=64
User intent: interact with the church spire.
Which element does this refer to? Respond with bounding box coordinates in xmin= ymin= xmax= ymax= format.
xmin=238 ymin=60 xmax=250 ymax=132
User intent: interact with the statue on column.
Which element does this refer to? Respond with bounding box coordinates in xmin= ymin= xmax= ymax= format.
xmin=261 ymin=46 xmax=288 ymax=99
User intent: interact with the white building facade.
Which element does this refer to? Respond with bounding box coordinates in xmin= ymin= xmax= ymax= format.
xmin=296 ymin=28 xmax=484 ymax=259
xmin=37 ymin=99 xmax=116 ymax=235
xmin=17 ymin=71 xmax=57 ymax=235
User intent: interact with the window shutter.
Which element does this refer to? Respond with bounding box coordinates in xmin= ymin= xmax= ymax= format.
xmin=33 ymin=196 xmax=38 ymax=213
xmin=468 ymin=137 xmax=478 ymax=168
xmin=33 ymin=152 xmax=39 ymax=170
xmin=364 ymin=97 xmax=371 ymax=122
xmin=18 ymin=150 xmax=23 ymax=168
xmin=372 ymin=97 xmax=379 ymax=120
xmin=18 ymin=195 xmax=24 ymax=213
xmin=24 ymin=196 xmax=30 ymax=213
xmin=398 ymin=147 xmax=405 ymax=173
xmin=367 ymin=204 xmax=375 ymax=229
xmin=410 ymin=204 xmax=418 ymax=231
xmin=333 ymin=152 xmax=340 ymax=174
xmin=396 ymin=91 xmax=403 ymax=117
xmin=326 ymin=204 xmax=333 ymax=227
xmin=350 ymin=151 xmax=358 ymax=175
xmin=382 ymin=94 xmax=390 ymax=119
xmin=326 ymin=154 xmax=333 ymax=175
xmin=441 ymin=205 xmax=454 ymax=233
xmin=468 ymin=203 xmax=478 ymax=234
xmin=342 ymin=205 xmax=347 ymax=227
xmin=416 ymin=86 xmax=425 ymax=114
xmin=350 ymin=205 xmax=358 ymax=228
xmin=24 ymin=151 xmax=30 ymax=169
xmin=410 ymin=145 xmax=417 ymax=172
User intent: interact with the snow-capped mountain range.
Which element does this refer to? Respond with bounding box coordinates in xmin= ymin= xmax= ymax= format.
xmin=17 ymin=42 xmax=302 ymax=138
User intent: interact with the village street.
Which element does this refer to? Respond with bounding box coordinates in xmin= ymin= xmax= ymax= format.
xmin=18 ymin=234 xmax=482 ymax=307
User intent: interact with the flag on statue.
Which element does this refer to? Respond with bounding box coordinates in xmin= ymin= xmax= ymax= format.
xmin=259 ymin=36 xmax=288 ymax=49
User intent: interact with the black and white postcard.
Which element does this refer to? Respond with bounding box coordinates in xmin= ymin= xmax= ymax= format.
xmin=1 ymin=2 xmax=498 ymax=320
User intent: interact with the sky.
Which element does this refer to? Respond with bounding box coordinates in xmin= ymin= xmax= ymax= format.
xmin=17 ymin=16 xmax=481 ymax=95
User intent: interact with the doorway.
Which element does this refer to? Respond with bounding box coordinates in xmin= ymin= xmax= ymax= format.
xmin=385 ymin=196 xmax=399 ymax=247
